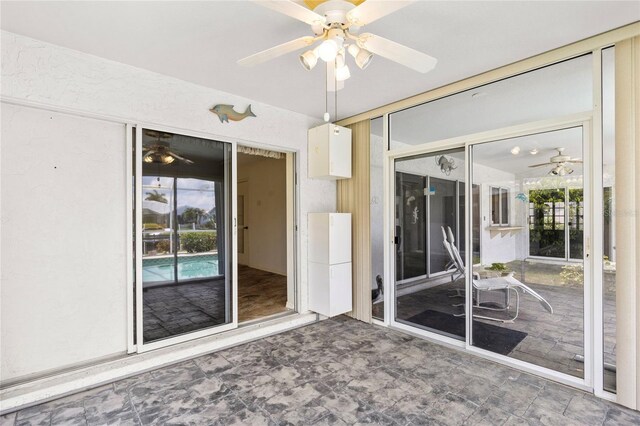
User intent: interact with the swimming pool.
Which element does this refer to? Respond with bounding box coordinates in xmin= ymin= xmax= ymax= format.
xmin=142 ymin=254 xmax=219 ymax=283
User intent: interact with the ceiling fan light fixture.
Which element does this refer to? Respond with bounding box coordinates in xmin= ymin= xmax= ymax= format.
xmin=355 ymin=48 xmax=373 ymax=69
xmin=144 ymin=152 xmax=176 ymax=165
xmin=347 ymin=43 xmax=360 ymax=57
xmin=318 ymin=38 xmax=340 ymax=62
xmin=299 ymin=48 xmax=318 ymax=70
xmin=549 ymin=164 xmax=573 ymax=176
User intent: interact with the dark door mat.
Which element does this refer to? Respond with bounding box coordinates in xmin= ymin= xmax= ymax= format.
xmin=406 ymin=309 xmax=527 ymax=355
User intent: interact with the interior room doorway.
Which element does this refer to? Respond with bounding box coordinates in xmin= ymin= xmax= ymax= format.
xmin=237 ymin=147 xmax=294 ymax=322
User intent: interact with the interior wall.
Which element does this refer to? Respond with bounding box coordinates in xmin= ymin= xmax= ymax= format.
xmin=237 ymin=154 xmax=287 ymax=275
xmin=0 ymin=30 xmax=336 ymax=383
xmin=473 ymin=167 xmax=519 ymax=265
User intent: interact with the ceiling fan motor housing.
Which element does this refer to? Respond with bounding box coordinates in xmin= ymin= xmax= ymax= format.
xmin=313 ymin=0 xmax=356 ymax=27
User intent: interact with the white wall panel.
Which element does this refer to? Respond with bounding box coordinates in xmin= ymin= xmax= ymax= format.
xmin=0 ymin=104 xmax=127 ymax=383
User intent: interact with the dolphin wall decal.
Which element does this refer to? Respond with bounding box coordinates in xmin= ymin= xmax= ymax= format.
xmin=209 ymin=104 xmax=256 ymax=123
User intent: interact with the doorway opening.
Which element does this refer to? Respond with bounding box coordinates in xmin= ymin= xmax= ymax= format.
xmin=237 ymin=147 xmax=294 ymax=322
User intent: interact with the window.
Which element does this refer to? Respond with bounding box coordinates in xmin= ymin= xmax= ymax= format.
xmin=490 ymin=186 xmax=509 ymax=225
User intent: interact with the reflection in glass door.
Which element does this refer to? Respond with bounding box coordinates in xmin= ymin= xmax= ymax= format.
xmin=470 ymin=125 xmax=586 ymax=379
xmin=138 ymin=129 xmax=233 ymax=346
xmin=395 ymin=172 xmax=426 ymax=282
xmin=429 ymin=177 xmax=457 ymax=274
xmin=394 ymin=148 xmax=466 ymax=340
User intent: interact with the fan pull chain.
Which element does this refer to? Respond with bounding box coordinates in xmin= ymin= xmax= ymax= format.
xmin=334 ymin=59 xmax=338 ymax=123
xmin=323 ymin=61 xmax=330 ymax=122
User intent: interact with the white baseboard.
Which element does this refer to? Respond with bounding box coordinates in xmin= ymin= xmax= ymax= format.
xmin=0 ymin=312 xmax=317 ymax=415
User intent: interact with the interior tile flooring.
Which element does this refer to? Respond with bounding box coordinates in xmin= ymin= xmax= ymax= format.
xmin=143 ymin=266 xmax=288 ymax=342
xmin=3 ymin=316 xmax=638 ymax=425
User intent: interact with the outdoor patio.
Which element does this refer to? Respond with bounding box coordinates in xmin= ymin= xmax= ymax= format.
xmin=2 ymin=316 xmax=636 ymax=425
xmin=374 ymin=260 xmax=616 ymax=390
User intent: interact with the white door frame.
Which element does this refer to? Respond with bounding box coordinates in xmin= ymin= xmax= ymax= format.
xmin=131 ymin=124 xmax=238 ymax=353
xmin=384 ymin=113 xmax=601 ymax=394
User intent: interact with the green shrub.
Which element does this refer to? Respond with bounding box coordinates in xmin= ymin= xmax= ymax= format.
xmin=486 ymin=263 xmax=507 ymax=272
xmin=181 ymin=232 xmax=217 ymax=253
xmin=155 ymin=240 xmax=170 ymax=253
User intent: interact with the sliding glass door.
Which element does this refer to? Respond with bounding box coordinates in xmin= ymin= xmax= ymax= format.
xmin=388 ymin=120 xmax=591 ymax=389
xmin=135 ymin=128 xmax=235 ymax=350
xmin=470 ymin=124 xmax=588 ymax=380
xmin=393 ymin=148 xmax=466 ymax=340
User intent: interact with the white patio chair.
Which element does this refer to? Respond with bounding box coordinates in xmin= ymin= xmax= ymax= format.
xmin=442 ymin=226 xmax=553 ymax=323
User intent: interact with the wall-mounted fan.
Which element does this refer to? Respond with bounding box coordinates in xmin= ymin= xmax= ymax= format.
xmin=238 ymin=0 xmax=437 ymax=76
xmin=143 ymin=131 xmax=194 ymax=165
xmin=528 ymin=148 xmax=582 ymax=176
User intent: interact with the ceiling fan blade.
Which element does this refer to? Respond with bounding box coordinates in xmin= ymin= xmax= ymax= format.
xmin=358 ymin=33 xmax=437 ymax=73
xmin=166 ymin=150 xmax=194 ymax=164
xmin=528 ymin=162 xmax=553 ymax=168
xmin=238 ymin=36 xmax=316 ymax=67
xmin=569 ymin=159 xmax=583 ymax=163
xmin=347 ymin=0 xmax=415 ymax=26
xmin=253 ymin=0 xmax=326 ymax=26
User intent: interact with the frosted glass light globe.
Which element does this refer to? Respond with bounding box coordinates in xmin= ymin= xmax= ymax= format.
xmin=318 ymin=39 xmax=338 ymax=62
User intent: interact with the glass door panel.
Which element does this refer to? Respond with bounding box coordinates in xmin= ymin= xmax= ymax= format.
xmin=568 ymin=189 xmax=584 ymax=259
xmin=472 ymin=184 xmax=480 ymax=264
xmin=140 ymin=129 xmax=232 ymax=345
xmin=429 ymin=177 xmax=457 ymax=275
xmin=395 ymin=172 xmax=427 ymax=282
xmin=394 ymin=149 xmax=466 ymax=340
xmin=470 ymin=126 xmax=585 ymax=378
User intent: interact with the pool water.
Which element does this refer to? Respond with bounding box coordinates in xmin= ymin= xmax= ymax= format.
xmin=143 ymin=254 xmax=219 ymax=283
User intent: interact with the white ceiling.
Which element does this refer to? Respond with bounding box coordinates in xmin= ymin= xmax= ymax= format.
xmin=472 ymin=126 xmax=584 ymax=179
xmin=1 ymin=1 xmax=638 ymax=120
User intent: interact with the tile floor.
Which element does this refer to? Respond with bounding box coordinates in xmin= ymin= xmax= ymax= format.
xmin=143 ymin=266 xmax=289 ymax=342
xmin=373 ymin=261 xmax=617 ymax=391
xmin=2 ymin=316 xmax=638 ymax=425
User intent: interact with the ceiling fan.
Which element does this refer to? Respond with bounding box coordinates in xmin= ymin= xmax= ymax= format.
xmin=143 ymin=131 xmax=194 ymax=165
xmin=528 ymin=148 xmax=582 ymax=176
xmin=237 ymin=0 xmax=437 ymax=81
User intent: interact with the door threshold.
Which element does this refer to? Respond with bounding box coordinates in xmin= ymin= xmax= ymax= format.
xmin=240 ymin=309 xmax=296 ymax=327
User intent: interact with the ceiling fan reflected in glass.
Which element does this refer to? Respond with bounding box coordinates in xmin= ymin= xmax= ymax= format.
xmin=527 ymin=148 xmax=582 ymax=176
xmin=237 ymin=0 xmax=437 ymax=82
xmin=143 ymin=131 xmax=194 ymax=165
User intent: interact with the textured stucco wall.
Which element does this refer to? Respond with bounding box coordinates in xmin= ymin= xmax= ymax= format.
xmin=1 ymin=30 xmax=335 ymax=381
